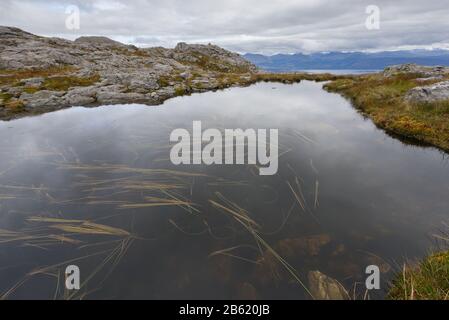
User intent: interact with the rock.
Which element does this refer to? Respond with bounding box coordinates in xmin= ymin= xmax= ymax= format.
xmin=74 ymin=36 xmax=128 ymax=49
xmin=331 ymin=244 xmax=346 ymax=256
xmin=96 ymin=91 xmax=146 ymax=105
xmin=415 ymin=76 xmax=444 ymax=82
xmin=173 ymin=42 xmax=257 ymax=73
xmin=21 ymin=77 xmax=44 ymax=87
xmin=276 ymin=234 xmax=331 ymax=257
xmin=179 ymin=72 xmax=191 ymax=79
xmin=234 ymin=282 xmax=258 ymax=300
xmin=64 ymin=86 xmax=98 ymax=105
xmin=20 ymin=90 xmax=65 ymax=108
xmin=383 ymin=64 xmax=449 ymax=78
xmin=307 ymin=271 xmax=349 ymax=300
xmin=405 ymin=80 xmax=449 ymax=103
xmin=251 ymin=234 xmax=332 ymax=287
xmin=0 ymin=25 xmax=257 ymax=118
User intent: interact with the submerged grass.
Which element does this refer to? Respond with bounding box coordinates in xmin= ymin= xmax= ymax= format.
xmin=0 ymin=214 xmax=135 ymax=299
xmin=209 ymin=192 xmax=314 ymax=298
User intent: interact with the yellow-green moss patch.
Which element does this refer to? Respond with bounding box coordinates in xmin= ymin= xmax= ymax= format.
xmin=388 ymin=250 xmax=449 ymax=300
xmin=41 ymin=74 xmax=100 ymax=91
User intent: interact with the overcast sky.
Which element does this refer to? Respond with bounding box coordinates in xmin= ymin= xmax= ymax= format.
xmin=1 ymin=0 xmax=449 ymax=54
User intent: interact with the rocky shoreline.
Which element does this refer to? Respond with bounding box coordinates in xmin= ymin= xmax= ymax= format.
xmin=0 ymin=26 xmax=260 ymax=120
xmin=2 ymin=26 xmax=449 ymax=128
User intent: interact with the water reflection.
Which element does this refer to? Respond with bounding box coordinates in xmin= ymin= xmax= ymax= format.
xmin=0 ymin=81 xmax=448 ymax=299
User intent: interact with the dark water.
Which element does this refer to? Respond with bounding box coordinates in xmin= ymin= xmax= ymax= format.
xmin=0 ymin=81 xmax=448 ymax=300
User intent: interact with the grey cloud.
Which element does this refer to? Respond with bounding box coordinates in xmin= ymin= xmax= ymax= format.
xmin=0 ymin=0 xmax=448 ymax=54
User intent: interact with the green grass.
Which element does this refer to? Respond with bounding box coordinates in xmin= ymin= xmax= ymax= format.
xmin=174 ymin=86 xmax=186 ymax=96
xmin=22 ymin=87 xmax=40 ymax=94
xmin=0 ymin=92 xmax=13 ymax=104
xmin=157 ymin=76 xmax=171 ymax=87
xmin=41 ymin=74 xmax=100 ymax=91
xmin=388 ymin=250 xmax=449 ymax=300
xmin=324 ymin=73 xmax=449 ymax=152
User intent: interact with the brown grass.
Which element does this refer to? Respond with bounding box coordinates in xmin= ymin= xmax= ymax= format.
xmin=0 ymin=66 xmax=76 ymax=86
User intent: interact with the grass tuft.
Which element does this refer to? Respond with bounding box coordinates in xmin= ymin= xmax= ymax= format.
xmin=388 ymin=251 xmax=449 ymax=300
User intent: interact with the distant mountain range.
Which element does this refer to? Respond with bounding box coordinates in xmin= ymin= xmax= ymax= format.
xmin=244 ymin=50 xmax=449 ymax=71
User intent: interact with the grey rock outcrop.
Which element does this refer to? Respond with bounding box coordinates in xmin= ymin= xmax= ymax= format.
xmin=383 ymin=63 xmax=449 ymax=78
xmin=405 ymin=80 xmax=449 ymax=103
xmin=0 ymin=26 xmax=257 ymax=119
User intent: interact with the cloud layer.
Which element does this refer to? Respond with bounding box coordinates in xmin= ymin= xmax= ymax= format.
xmin=1 ymin=0 xmax=449 ymax=54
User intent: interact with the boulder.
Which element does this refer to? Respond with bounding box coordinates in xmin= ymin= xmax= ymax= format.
xmin=383 ymin=64 xmax=449 ymax=78
xmin=405 ymin=80 xmax=449 ymax=103
xmin=20 ymin=90 xmax=65 ymax=108
xmin=308 ymin=271 xmax=349 ymax=300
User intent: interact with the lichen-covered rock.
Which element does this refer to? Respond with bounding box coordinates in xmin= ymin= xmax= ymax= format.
xmin=383 ymin=64 xmax=449 ymax=78
xmin=405 ymin=81 xmax=449 ymax=103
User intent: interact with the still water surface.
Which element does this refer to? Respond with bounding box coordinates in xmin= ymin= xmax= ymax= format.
xmin=0 ymin=81 xmax=448 ymax=299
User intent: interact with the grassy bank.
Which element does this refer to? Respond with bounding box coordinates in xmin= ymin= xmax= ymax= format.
xmin=324 ymin=73 xmax=449 ymax=152
xmin=388 ymin=250 xmax=449 ymax=300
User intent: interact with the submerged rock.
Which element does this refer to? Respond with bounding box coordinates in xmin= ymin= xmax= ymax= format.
xmin=234 ymin=282 xmax=258 ymax=300
xmin=277 ymin=234 xmax=332 ymax=257
xmin=307 ymin=270 xmax=349 ymax=300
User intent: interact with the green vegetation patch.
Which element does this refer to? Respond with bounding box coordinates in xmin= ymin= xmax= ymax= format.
xmin=388 ymin=250 xmax=449 ymax=300
xmin=41 ymin=74 xmax=100 ymax=91
xmin=324 ymin=73 xmax=449 ymax=152
xmin=0 ymin=92 xmax=13 ymax=104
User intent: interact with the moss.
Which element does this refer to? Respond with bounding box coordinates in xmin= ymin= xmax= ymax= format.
xmin=23 ymin=87 xmax=40 ymax=94
xmin=0 ymin=92 xmax=13 ymax=105
xmin=388 ymin=250 xmax=449 ymax=300
xmin=174 ymin=86 xmax=186 ymax=96
xmin=324 ymin=73 xmax=449 ymax=152
xmin=157 ymin=76 xmax=171 ymax=87
xmin=41 ymin=74 xmax=100 ymax=91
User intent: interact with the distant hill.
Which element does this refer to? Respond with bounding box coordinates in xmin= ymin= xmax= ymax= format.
xmin=244 ymin=50 xmax=449 ymax=71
